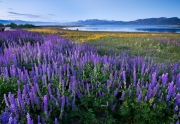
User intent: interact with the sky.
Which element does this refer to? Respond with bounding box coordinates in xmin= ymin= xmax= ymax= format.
xmin=0 ymin=0 xmax=180 ymax=22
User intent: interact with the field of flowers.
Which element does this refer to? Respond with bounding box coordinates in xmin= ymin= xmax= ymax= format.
xmin=0 ymin=30 xmax=180 ymax=123
xmin=28 ymin=27 xmax=180 ymax=63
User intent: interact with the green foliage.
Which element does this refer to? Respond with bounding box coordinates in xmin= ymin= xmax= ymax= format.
xmin=0 ymin=78 xmax=19 ymax=112
xmin=89 ymin=36 xmax=180 ymax=64
xmin=6 ymin=23 xmax=18 ymax=28
xmin=19 ymin=24 xmax=36 ymax=28
xmin=0 ymin=23 xmax=4 ymax=27
xmin=2 ymin=23 xmax=35 ymax=28
xmin=81 ymin=62 xmax=110 ymax=84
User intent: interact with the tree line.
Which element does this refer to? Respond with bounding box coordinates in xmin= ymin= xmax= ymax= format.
xmin=0 ymin=22 xmax=36 ymax=28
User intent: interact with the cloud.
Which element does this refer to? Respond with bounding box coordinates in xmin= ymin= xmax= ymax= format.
xmin=8 ymin=8 xmax=14 ymax=10
xmin=48 ymin=14 xmax=56 ymax=17
xmin=8 ymin=11 xmax=41 ymax=18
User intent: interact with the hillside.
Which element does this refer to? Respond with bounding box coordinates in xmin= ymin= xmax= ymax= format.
xmin=74 ymin=17 xmax=180 ymax=25
xmin=1 ymin=17 xmax=180 ymax=26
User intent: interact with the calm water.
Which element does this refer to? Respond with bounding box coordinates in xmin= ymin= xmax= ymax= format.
xmin=65 ymin=25 xmax=180 ymax=33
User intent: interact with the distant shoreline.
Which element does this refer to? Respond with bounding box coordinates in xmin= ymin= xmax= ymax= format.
xmin=54 ymin=25 xmax=180 ymax=34
xmin=31 ymin=25 xmax=180 ymax=34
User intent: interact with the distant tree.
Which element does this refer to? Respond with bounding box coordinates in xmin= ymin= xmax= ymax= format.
xmin=6 ymin=23 xmax=18 ymax=28
xmin=18 ymin=24 xmax=36 ymax=28
xmin=0 ymin=23 xmax=4 ymax=27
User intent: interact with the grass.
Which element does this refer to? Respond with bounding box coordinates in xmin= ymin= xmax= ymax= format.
xmin=27 ymin=27 xmax=180 ymax=63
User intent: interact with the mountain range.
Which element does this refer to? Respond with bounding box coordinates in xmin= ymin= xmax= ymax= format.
xmin=0 ymin=17 xmax=180 ymax=26
xmin=74 ymin=17 xmax=180 ymax=25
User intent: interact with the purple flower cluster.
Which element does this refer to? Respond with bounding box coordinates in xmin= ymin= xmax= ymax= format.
xmin=0 ymin=30 xmax=180 ymax=123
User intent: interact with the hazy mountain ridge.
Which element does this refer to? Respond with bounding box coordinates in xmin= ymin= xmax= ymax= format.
xmin=0 ymin=17 xmax=180 ymax=26
xmin=74 ymin=17 xmax=180 ymax=25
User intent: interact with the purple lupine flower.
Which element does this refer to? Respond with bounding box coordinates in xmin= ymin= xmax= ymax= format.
xmin=5 ymin=67 xmax=9 ymax=78
xmin=61 ymin=96 xmax=65 ymax=109
xmin=141 ymin=78 xmax=144 ymax=86
xmin=55 ymin=118 xmax=58 ymax=124
xmin=112 ymin=104 xmax=116 ymax=111
xmin=31 ymin=120 xmax=34 ymax=124
xmin=175 ymin=105 xmax=178 ymax=111
xmin=71 ymin=76 xmax=76 ymax=93
xmin=8 ymin=117 xmax=13 ymax=124
xmin=175 ymin=93 xmax=180 ymax=106
xmin=4 ymin=94 xmax=9 ymax=107
xmin=41 ymin=75 xmax=45 ymax=85
xmin=144 ymin=96 xmax=147 ymax=101
xmin=151 ymin=72 xmax=156 ymax=87
xmin=102 ymin=84 xmax=106 ymax=89
xmin=118 ymin=82 xmax=122 ymax=89
xmin=103 ymin=55 xmax=108 ymax=63
xmin=107 ymin=80 xmax=111 ymax=88
xmin=72 ymin=97 xmax=76 ymax=111
xmin=107 ymin=89 xmax=110 ymax=94
xmin=50 ymin=95 xmax=59 ymax=106
xmin=43 ymin=95 xmax=48 ymax=114
xmin=153 ymin=104 xmax=156 ymax=109
xmin=20 ymin=72 xmax=25 ymax=83
xmin=47 ymin=66 xmax=51 ymax=81
xmin=29 ymin=92 xmax=34 ymax=105
xmin=35 ymin=83 xmax=42 ymax=99
xmin=101 ymin=92 xmax=105 ymax=98
xmin=133 ymin=67 xmax=136 ymax=86
xmin=8 ymin=93 xmax=18 ymax=116
xmin=114 ymin=88 xmax=119 ymax=97
xmin=62 ymin=80 xmax=65 ymax=91
xmin=12 ymin=118 xmax=18 ymax=124
xmin=98 ymin=90 xmax=101 ymax=97
xmin=136 ymin=85 xmax=140 ymax=96
xmin=27 ymin=113 xmax=31 ymax=124
xmin=42 ymin=64 xmax=46 ymax=74
xmin=157 ymin=90 xmax=161 ymax=98
xmin=122 ymin=71 xmax=126 ymax=83
xmin=77 ymin=90 xmax=83 ymax=98
xmin=33 ymin=76 xmax=38 ymax=84
xmin=1 ymin=111 xmax=10 ymax=124
xmin=125 ymin=63 xmax=129 ymax=72
xmin=152 ymin=84 xmax=159 ymax=96
xmin=38 ymin=115 xmax=41 ymax=124
xmin=86 ymin=83 xmax=90 ymax=93
xmin=120 ymin=92 xmax=125 ymax=100
xmin=176 ymin=120 xmax=179 ymax=124
xmin=84 ymin=90 xmax=87 ymax=95
xmin=42 ymin=119 xmax=45 ymax=124
xmin=57 ymin=88 xmax=61 ymax=104
xmin=120 ymin=59 xmax=124 ymax=71
xmin=136 ymin=91 xmax=142 ymax=102
xmin=137 ymin=55 xmax=141 ymax=71
xmin=141 ymin=61 xmax=145 ymax=75
xmin=167 ymin=81 xmax=176 ymax=99
xmin=176 ymin=74 xmax=180 ymax=89
xmin=162 ymin=73 xmax=168 ymax=87
xmin=166 ymin=94 xmax=171 ymax=101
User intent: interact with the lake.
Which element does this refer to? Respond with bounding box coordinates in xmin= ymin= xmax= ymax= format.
xmin=65 ymin=25 xmax=180 ymax=33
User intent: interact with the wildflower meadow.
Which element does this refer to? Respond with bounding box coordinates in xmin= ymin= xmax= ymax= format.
xmin=0 ymin=30 xmax=180 ymax=123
